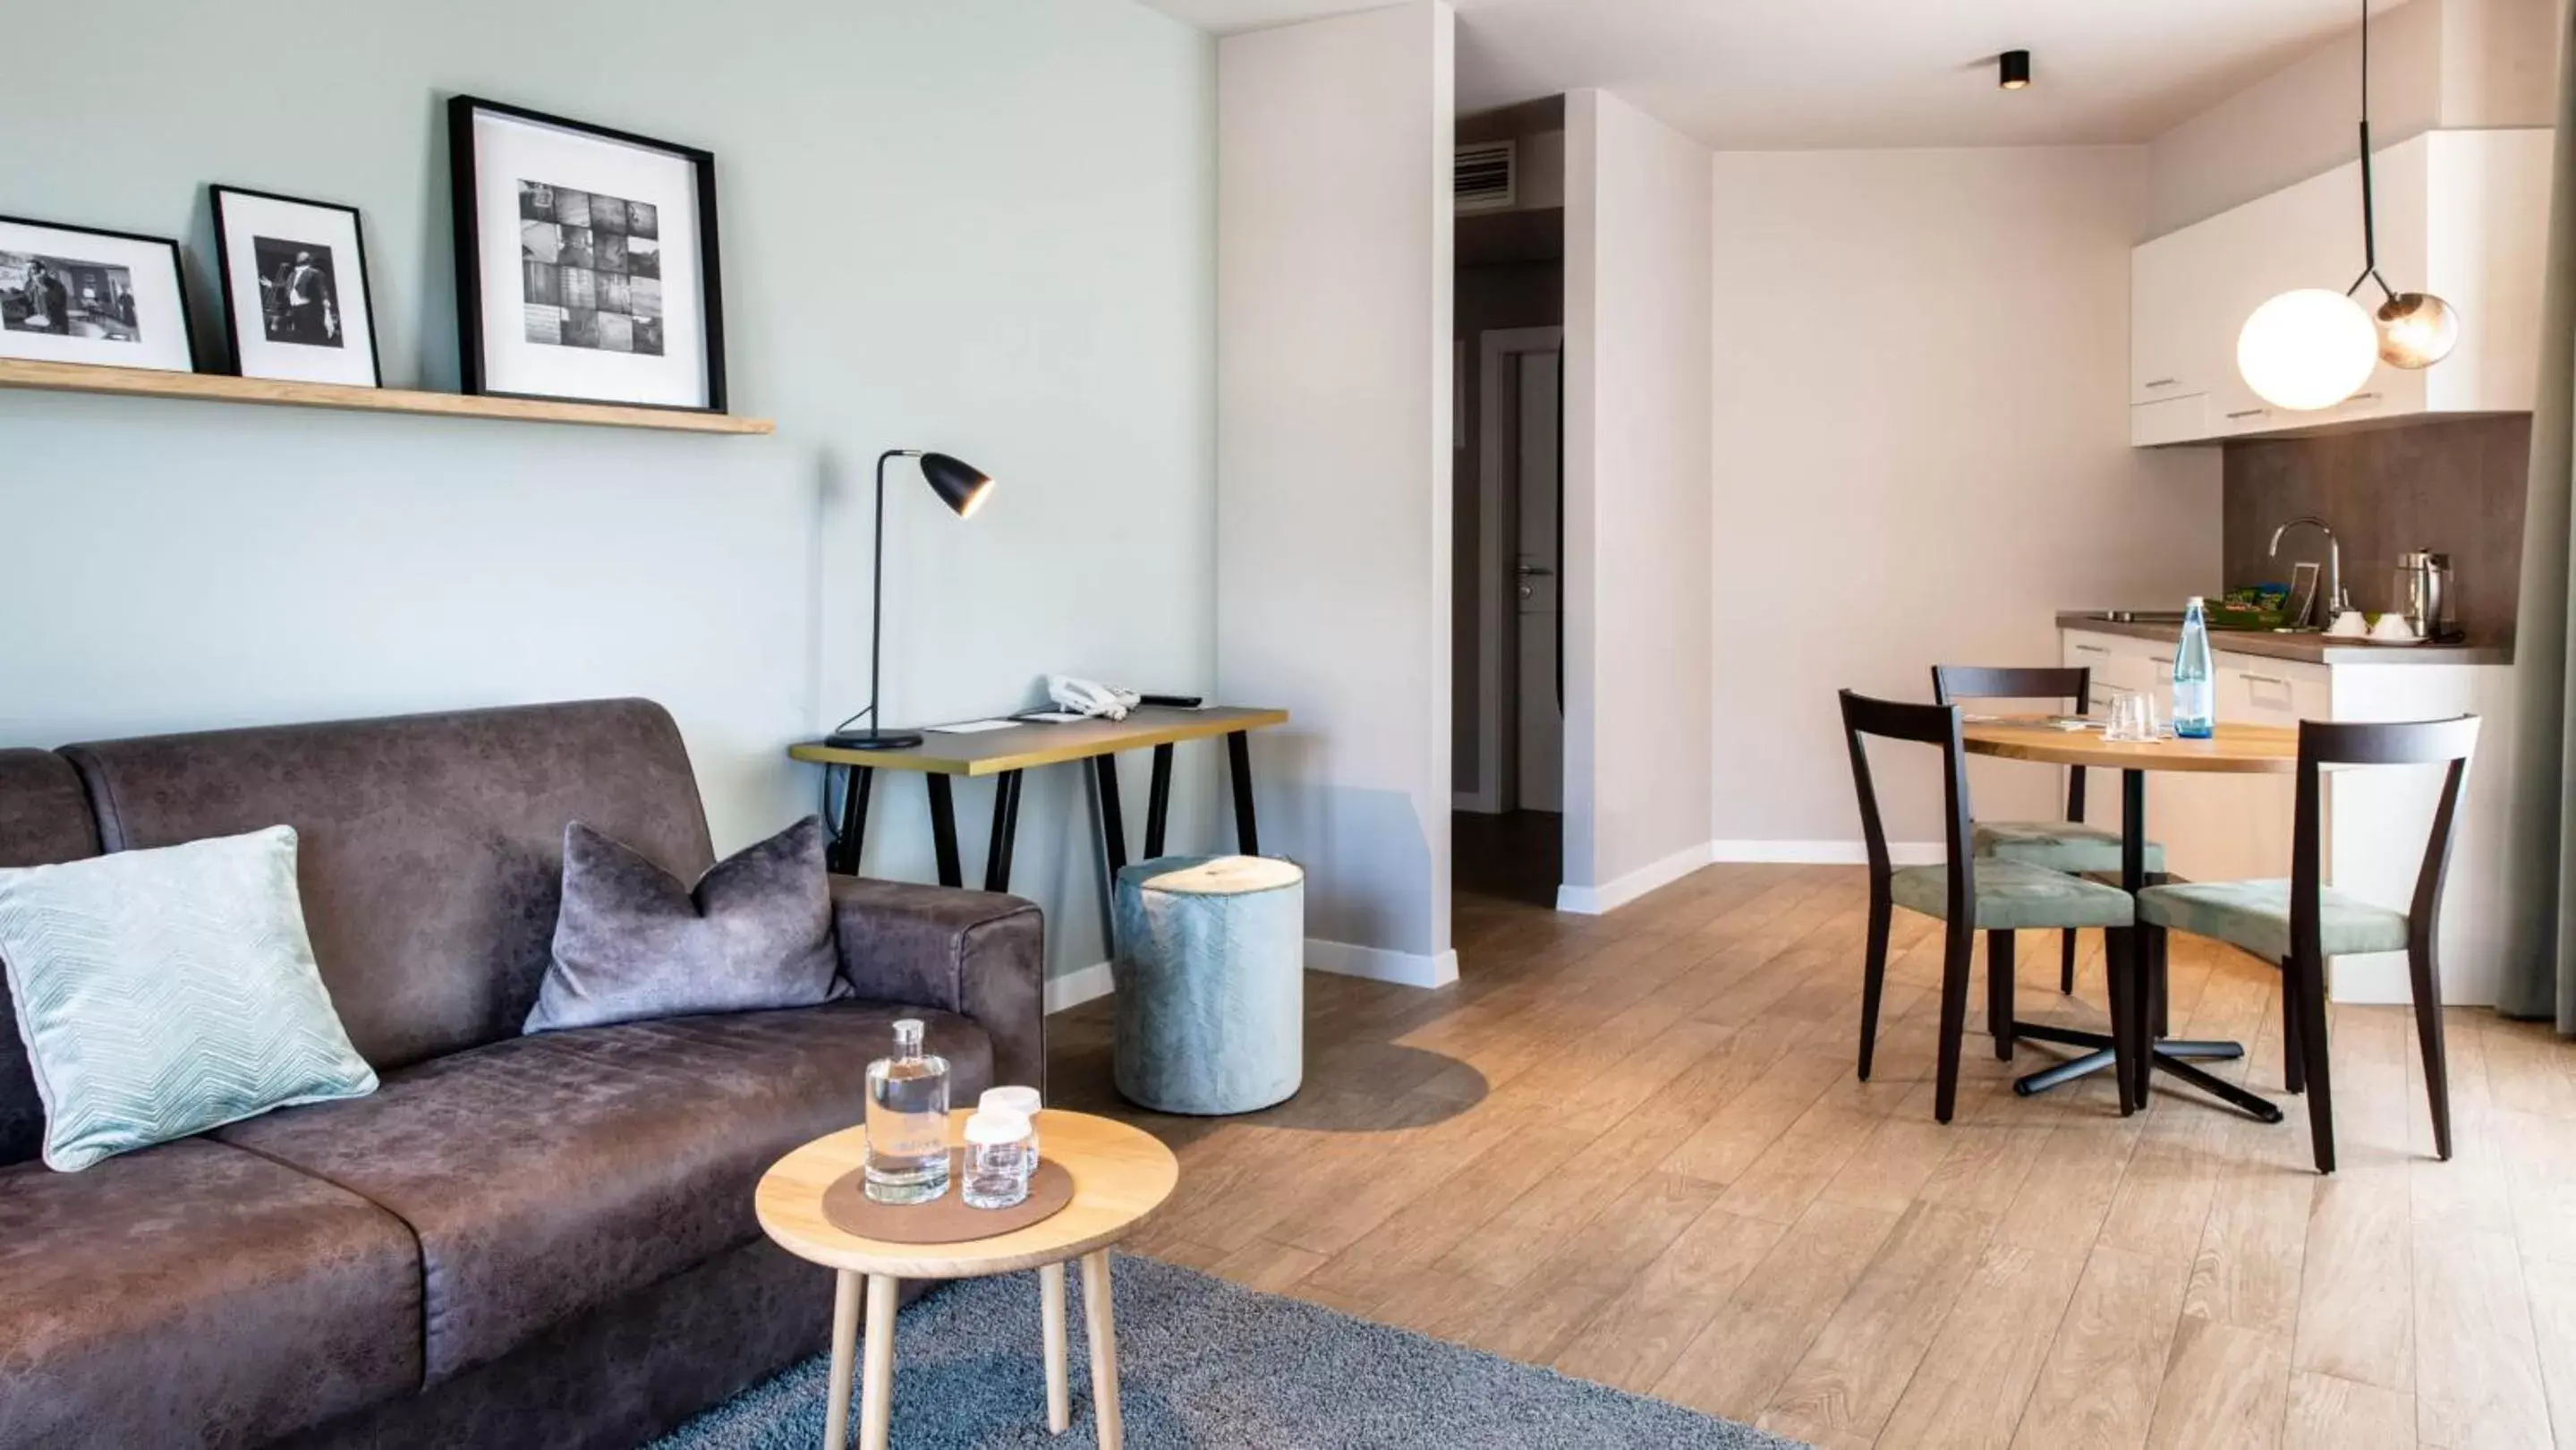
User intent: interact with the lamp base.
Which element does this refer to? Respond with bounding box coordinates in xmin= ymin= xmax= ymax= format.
xmin=823 ymin=729 xmax=924 ymax=751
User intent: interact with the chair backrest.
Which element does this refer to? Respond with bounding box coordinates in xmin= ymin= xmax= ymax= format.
xmin=1931 ymin=665 xmax=2093 ymax=824
xmin=2290 ymin=716 xmax=2479 ymax=958
xmin=1837 ymin=690 xmax=1975 ymax=915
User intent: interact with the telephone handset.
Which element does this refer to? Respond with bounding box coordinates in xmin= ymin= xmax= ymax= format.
xmin=1046 ymin=675 xmax=1142 ymax=721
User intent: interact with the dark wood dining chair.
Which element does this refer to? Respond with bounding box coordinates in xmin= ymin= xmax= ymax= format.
xmin=1931 ymin=665 xmax=2168 ymax=1015
xmin=1840 ymin=689 xmax=2140 ymax=1122
xmin=2135 ymin=715 xmax=2478 ymax=1173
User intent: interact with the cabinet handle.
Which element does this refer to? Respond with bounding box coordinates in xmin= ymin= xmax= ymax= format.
xmin=2241 ymin=672 xmax=2291 ymax=688
xmin=2073 ymin=644 xmax=2111 ymax=656
xmin=2144 ymin=378 xmax=2181 ymax=389
xmin=2343 ymin=391 xmax=2381 ymax=403
xmin=2224 ymin=407 xmax=2268 ymax=420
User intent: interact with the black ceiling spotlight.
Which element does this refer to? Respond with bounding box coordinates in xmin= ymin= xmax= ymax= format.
xmin=2000 ymin=49 xmax=2032 ymax=90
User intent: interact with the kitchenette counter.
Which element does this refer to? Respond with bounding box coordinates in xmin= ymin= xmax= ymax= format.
xmin=2058 ymin=611 xmax=2510 ymax=666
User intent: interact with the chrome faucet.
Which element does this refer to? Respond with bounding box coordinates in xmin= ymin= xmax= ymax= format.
xmin=2268 ymin=516 xmax=2343 ymax=627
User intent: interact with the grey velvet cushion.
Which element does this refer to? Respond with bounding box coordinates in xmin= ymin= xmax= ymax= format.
xmin=1891 ymin=859 xmax=2135 ymax=930
xmin=523 ymin=815 xmax=846 ymax=1035
xmin=2135 ymin=879 xmax=2410 ymax=961
xmin=1972 ymin=820 xmax=2167 ymax=875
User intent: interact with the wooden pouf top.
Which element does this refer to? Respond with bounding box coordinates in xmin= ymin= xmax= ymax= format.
xmin=1134 ymin=856 xmax=1303 ymax=895
xmin=756 ymin=1109 xmax=1179 ymax=1279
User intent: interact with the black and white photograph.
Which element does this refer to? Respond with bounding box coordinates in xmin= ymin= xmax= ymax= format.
xmin=517 ymin=179 xmax=663 ymax=357
xmin=451 ymin=95 xmax=724 ymax=411
xmin=211 ymin=186 xmax=380 ymax=387
xmin=2 ymin=252 xmax=140 ymax=342
xmin=0 ymin=215 xmax=195 ymax=372
xmin=251 ymin=237 xmax=341 ymax=347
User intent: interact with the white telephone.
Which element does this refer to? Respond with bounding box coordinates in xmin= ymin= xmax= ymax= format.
xmin=1048 ymin=675 xmax=1142 ymax=721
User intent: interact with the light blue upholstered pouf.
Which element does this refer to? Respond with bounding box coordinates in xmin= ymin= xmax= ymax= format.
xmin=1112 ymin=855 xmax=1305 ymax=1115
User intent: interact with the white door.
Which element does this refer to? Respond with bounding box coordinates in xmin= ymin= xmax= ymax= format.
xmin=1515 ymin=351 xmax=1562 ymax=812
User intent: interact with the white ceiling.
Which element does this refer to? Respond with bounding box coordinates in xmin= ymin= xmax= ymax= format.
xmin=1137 ymin=0 xmax=2399 ymax=148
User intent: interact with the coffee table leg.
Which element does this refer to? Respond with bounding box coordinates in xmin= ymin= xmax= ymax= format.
xmin=1081 ymin=1250 xmax=1124 ymax=1450
xmin=1040 ymin=1261 xmax=1071 ymax=1432
xmin=859 ymin=1274 xmax=898 ymax=1450
xmin=824 ymin=1270 xmax=861 ymax=1449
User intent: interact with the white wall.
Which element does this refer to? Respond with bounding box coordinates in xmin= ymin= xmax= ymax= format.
xmin=2147 ymin=0 xmax=2558 ymax=236
xmin=0 ymin=0 xmax=1216 ymax=983
xmin=1215 ymin=1 xmax=1458 ymax=984
xmin=1560 ymin=90 xmax=1716 ymax=909
xmin=1707 ymin=147 xmax=2223 ymax=852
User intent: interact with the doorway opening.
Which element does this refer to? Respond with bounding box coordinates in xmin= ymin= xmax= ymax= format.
xmin=1450 ymin=98 xmax=1565 ymax=908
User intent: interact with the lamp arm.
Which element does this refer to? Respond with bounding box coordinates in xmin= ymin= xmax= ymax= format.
xmin=865 ymin=449 xmax=924 ymax=731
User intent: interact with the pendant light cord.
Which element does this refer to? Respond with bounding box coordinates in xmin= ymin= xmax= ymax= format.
xmin=2350 ymin=0 xmax=2395 ymax=302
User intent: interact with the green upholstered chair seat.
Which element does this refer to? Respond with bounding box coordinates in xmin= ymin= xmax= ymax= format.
xmin=1890 ymin=859 xmax=2134 ymax=930
xmin=2134 ymin=879 xmax=2410 ymax=961
xmin=1972 ymin=820 xmax=2166 ymax=875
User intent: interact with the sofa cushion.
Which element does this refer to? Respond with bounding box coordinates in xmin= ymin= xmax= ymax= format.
xmin=525 ymin=815 xmax=846 ymax=1035
xmin=216 ymin=1001 xmax=994 ymax=1383
xmin=59 ymin=700 xmax=715 ymax=1072
xmin=0 ymin=825 xmax=378 ymax=1171
xmin=0 ymin=748 xmax=101 ymax=1166
xmin=0 ymin=1138 xmax=421 ymax=1450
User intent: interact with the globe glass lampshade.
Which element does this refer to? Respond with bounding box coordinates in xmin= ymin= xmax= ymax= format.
xmin=2375 ymin=291 xmax=2460 ymax=369
xmin=2238 ymin=288 xmax=2379 ymax=411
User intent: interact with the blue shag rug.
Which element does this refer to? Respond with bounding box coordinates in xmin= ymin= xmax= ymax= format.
xmin=648 ymin=1254 xmax=1800 ymax=1448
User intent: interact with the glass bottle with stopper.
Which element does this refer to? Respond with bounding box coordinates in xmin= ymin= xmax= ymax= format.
xmin=864 ymin=1019 xmax=950 ymax=1204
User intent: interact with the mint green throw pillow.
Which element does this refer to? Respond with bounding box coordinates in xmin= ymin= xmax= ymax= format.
xmin=0 ymin=825 xmax=377 ymax=1171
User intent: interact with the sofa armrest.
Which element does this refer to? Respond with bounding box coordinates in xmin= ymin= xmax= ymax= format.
xmin=829 ymin=875 xmax=1046 ymax=1093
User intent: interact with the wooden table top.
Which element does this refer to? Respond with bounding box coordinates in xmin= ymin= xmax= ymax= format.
xmin=1960 ymin=716 xmax=2301 ymax=774
xmin=788 ymin=704 xmax=1288 ymax=777
xmin=755 ymin=1109 xmax=1179 ymax=1278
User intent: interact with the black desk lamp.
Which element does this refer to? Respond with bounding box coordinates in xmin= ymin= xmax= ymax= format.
xmin=826 ymin=449 xmax=994 ymax=750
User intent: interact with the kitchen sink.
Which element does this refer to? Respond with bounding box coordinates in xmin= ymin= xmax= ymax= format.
xmin=2083 ymin=610 xmax=2287 ymax=632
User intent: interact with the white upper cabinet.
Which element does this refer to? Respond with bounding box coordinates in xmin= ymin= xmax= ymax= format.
xmin=2130 ymin=129 xmax=2550 ymax=447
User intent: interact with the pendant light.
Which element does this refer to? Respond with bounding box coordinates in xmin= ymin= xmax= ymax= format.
xmin=2238 ymin=0 xmax=2460 ymax=411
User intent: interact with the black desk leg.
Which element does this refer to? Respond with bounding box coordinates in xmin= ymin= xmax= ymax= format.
xmin=830 ymin=765 xmax=875 ymax=875
xmin=983 ymin=770 xmax=1024 ymax=893
xmin=1092 ymin=755 xmax=1129 ymax=876
xmin=1144 ymin=745 xmax=1174 ymax=860
xmin=926 ymin=774 xmax=963 ymax=889
xmin=1226 ymin=729 xmax=1260 ymax=856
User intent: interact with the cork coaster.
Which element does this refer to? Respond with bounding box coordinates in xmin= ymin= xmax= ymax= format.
xmin=820 ymin=1152 xmax=1074 ymax=1244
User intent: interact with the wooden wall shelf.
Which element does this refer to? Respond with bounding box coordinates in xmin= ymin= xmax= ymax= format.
xmin=0 ymin=358 xmax=774 ymax=435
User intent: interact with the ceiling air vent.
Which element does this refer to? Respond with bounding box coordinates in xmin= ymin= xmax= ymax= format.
xmin=1456 ymin=140 xmax=1516 ymax=213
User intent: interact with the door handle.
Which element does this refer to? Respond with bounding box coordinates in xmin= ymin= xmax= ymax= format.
xmin=1515 ymin=564 xmax=1553 ymax=577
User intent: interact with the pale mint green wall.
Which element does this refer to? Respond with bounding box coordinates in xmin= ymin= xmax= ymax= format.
xmin=0 ymin=0 xmax=1217 ymax=981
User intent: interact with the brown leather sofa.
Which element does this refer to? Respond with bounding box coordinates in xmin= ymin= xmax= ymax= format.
xmin=0 ymin=700 xmax=1045 ymax=1449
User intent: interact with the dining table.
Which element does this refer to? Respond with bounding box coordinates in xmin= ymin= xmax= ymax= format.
xmin=1960 ymin=716 xmax=2301 ymax=1123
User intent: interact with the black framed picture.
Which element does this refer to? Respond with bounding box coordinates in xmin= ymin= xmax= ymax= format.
xmin=211 ymin=186 xmax=382 ymax=388
xmin=447 ymin=95 xmax=726 ymax=413
xmin=0 ymin=215 xmax=197 ymax=373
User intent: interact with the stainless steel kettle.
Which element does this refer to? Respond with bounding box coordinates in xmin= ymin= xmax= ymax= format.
xmin=2396 ymin=550 xmax=2455 ymax=642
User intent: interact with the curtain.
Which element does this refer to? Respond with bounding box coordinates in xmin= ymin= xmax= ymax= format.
xmin=2499 ymin=1 xmax=2576 ymax=1035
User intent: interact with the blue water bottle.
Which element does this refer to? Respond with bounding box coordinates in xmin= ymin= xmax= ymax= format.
xmin=2172 ymin=596 xmax=2215 ymax=738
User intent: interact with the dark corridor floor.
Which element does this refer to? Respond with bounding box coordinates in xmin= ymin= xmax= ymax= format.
xmin=1451 ymin=809 xmax=1560 ymax=907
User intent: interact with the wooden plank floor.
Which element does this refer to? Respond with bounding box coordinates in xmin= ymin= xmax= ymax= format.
xmin=1048 ymin=862 xmax=2576 ymax=1450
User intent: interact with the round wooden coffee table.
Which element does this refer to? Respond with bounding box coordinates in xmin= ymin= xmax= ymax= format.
xmin=756 ymin=1108 xmax=1179 ymax=1450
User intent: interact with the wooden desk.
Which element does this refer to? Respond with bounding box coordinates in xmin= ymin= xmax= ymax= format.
xmin=788 ymin=705 xmax=1288 ymax=891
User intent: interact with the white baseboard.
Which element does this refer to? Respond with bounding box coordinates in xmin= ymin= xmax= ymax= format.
xmin=1555 ymin=840 xmax=1717 ymax=916
xmin=1306 ymin=938 xmax=1460 ymax=988
xmin=1707 ymin=839 xmax=1942 ymax=866
xmin=1043 ymin=961 xmax=1116 ymax=1014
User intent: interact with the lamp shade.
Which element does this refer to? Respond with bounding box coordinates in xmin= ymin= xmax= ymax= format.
xmin=2238 ymin=289 xmax=2378 ymax=411
xmin=2376 ymin=291 xmax=2460 ymax=369
xmin=918 ymin=452 xmax=994 ymax=518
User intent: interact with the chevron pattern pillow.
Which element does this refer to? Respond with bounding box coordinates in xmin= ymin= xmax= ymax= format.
xmin=0 ymin=824 xmax=377 ymax=1172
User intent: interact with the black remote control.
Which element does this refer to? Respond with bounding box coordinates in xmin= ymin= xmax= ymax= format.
xmin=1137 ymin=693 xmax=1203 ymax=708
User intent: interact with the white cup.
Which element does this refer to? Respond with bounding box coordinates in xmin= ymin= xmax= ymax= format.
xmin=2325 ymin=609 xmax=2371 ymax=638
xmin=2369 ymin=612 xmax=2420 ymax=642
